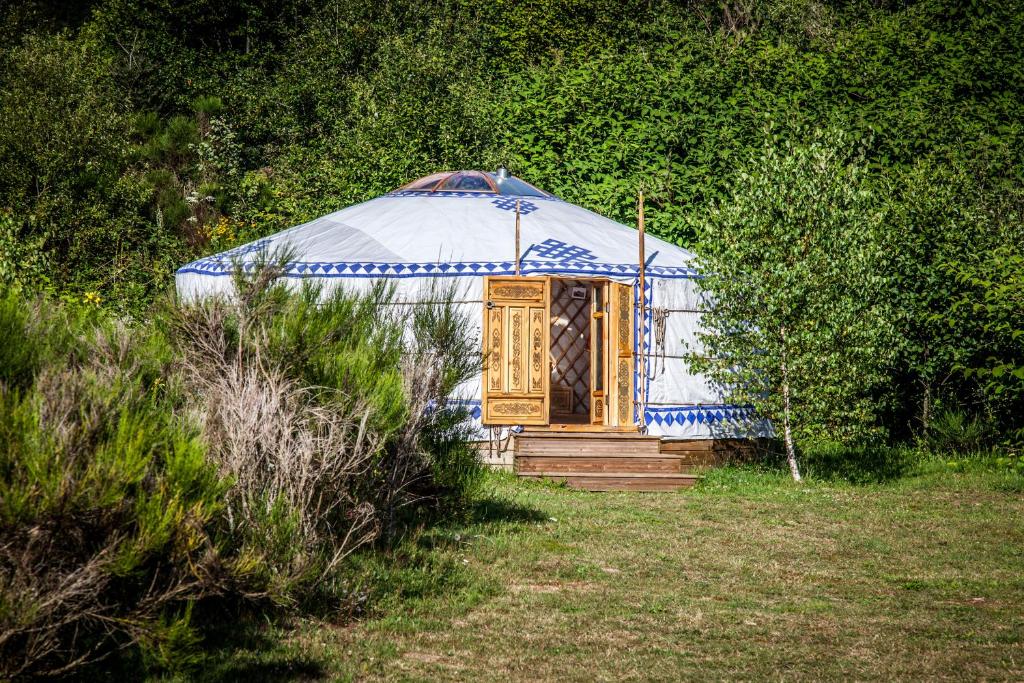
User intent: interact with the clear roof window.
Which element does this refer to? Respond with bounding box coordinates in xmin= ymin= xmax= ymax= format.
xmin=490 ymin=175 xmax=548 ymax=197
xmin=402 ymin=172 xmax=450 ymax=191
xmin=398 ymin=169 xmax=553 ymax=197
xmin=440 ymin=172 xmax=494 ymax=192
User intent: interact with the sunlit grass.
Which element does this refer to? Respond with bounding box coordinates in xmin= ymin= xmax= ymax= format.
xmin=171 ymin=465 xmax=1024 ymax=681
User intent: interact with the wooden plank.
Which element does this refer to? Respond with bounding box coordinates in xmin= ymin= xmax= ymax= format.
xmin=515 ymin=436 xmax=662 ymax=446
xmin=508 ymin=435 xmax=744 ymax=491
xmin=487 ymin=278 xmax=545 ymax=302
xmin=659 ymin=439 xmax=758 ymax=453
xmin=609 ymin=282 xmax=633 ymax=427
xmin=518 ymin=449 xmax=660 ymax=459
xmin=516 ymin=431 xmax=659 ymax=440
xmin=516 ymin=456 xmax=687 ymax=474
xmin=528 ymin=306 xmax=545 ymax=394
xmin=516 ymin=446 xmax=663 ymax=459
xmin=518 ymin=471 xmax=700 ymax=492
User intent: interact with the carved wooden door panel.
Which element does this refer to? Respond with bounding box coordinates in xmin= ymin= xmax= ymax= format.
xmin=481 ymin=276 xmax=550 ymax=426
xmin=608 ymin=282 xmax=635 ymax=427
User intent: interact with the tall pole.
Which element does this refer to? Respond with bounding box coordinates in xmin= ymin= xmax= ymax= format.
xmin=514 ymin=199 xmax=522 ymax=276
xmin=637 ymin=191 xmax=646 ymax=428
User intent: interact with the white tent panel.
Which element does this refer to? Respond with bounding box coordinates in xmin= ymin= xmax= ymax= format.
xmin=645 ymin=356 xmax=727 ymax=406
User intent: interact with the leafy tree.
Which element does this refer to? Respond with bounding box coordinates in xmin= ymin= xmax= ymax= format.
xmin=688 ymin=131 xmax=897 ymax=480
xmin=943 ymin=244 xmax=1024 ymax=441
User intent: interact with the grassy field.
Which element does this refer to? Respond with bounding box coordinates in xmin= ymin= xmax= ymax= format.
xmin=190 ymin=463 xmax=1023 ymax=682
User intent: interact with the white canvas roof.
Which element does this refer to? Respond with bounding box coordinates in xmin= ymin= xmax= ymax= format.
xmin=176 ymin=172 xmax=697 ymax=296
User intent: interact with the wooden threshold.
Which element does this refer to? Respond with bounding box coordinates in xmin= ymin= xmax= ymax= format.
xmin=523 ymin=424 xmax=641 ymax=434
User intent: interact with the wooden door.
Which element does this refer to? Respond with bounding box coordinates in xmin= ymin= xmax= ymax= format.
xmin=481 ymin=276 xmax=550 ymax=426
xmin=608 ymin=282 xmax=635 ymax=427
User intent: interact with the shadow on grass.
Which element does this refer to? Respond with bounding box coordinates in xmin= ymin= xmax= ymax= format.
xmin=180 ymin=613 xmax=325 ymax=683
xmin=466 ymin=495 xmax=549 ymax=526
xmin=72 ymin=614 xmax=326 ymax=683
xmin=411 ymin=495 xmax=547 ymax=554
xmin=800 ymin=443 xmax=916 ymax=484
xmin=717 ymin=441 xmax=919 ymax=485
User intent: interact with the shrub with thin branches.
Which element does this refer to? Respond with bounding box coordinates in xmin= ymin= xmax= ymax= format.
xmin=0 ymin=293 xmax=226 ymax=678
xmin=0 ymin=270 xmax=482 ymax=677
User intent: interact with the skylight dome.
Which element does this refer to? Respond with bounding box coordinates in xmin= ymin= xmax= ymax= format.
xmin=398 ymin=169 xmax=553 ymax=198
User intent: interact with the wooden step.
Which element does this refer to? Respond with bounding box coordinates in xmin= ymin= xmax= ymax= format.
xmin=514 ymin=433 xmax=663 ymax=458
xmin=516 ymin=454 xmax=695 ymax=474
xmin=515 ymin=445 xmax=664 ymax=457
xmin=518 ymin=431 xmax=656 ymax=439
xmin=518 ymin=471 xmax=700 ymax=492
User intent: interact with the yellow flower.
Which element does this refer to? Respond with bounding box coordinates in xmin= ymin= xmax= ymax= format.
xmin=84 ymin=291 xmax=101 ymax=306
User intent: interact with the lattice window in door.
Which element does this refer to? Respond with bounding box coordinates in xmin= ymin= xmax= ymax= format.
xmin=549 ymin=279 xmax=592 ymax=418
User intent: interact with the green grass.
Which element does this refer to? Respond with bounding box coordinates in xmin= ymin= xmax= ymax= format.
xmin=174 ymin=463 xmax=1024 ymax=681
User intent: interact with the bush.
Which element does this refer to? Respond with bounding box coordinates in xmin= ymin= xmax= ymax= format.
xmin=919 ymin=408 xmax=995 ymax=455
xmin=0 ymin=291 xmax=227 ymax=678
xmin=0 ymin=273 xmax=482 ymax=676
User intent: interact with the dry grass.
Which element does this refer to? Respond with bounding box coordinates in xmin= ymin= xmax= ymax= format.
xmin=176 ymin=466 xmax=1024 ymax=682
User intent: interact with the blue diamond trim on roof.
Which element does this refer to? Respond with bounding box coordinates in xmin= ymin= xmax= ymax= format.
xmin=178 ymin=257 xmax=699 ymax=280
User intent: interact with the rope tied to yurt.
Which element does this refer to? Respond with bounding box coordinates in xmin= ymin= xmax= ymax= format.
xmin=649 ymin=307 xmax=669 ymax=379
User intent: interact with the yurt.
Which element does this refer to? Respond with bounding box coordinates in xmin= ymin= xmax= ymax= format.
xmin=177 ymin=169 xmax=758 ymax=482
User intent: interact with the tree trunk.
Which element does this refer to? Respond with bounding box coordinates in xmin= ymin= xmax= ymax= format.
xmin=781 ymin=374 xmax=801 ymax=481
xmin=780 ymin=326 xmax=801 ymax=482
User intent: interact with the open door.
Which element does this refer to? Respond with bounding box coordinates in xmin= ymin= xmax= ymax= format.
xmin=608 ymin=282 xmax=635 ymax=427
xmin=481 ymin=276 xmax=550 ymax=426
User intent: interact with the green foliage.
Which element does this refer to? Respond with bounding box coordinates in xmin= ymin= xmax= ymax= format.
xmin=0 ymin=277 xmax=481 ymax=676
xmin=3 ymin=0 xmax=1023 ymax=319
xmin=0 ymin=290 xmax=229 ymax=678
xmin=919 ymin=408 xmax=995 ymax=455
xmin=879 ymin=153 xmax=1024 ymax=441
xmin=0 ymin=208 xmax=49 ymax=290
xmin=689 ymin=131 xmax=898 ymax=452
xmin=943 ymin=245 xmax=1024 ymax=435
xmin=0 ymin=32 xmax=185 ymax=313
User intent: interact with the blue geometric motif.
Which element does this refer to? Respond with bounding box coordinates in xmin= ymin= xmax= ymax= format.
xmin=530 ymin=238 xmax=597 ymax=262
xmin=644 ymin=405 xmax=755 ymax=427
xmin=426 ymin=398 xmax=482 ymax=420
xmin=178 ymin=257 xmax=699 ymax=280
xmin=491 ymin=197 xmax=539 ymax=214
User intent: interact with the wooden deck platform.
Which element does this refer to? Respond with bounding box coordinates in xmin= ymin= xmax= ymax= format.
xmin=511 ymin=431 xmax=739 ymax=491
